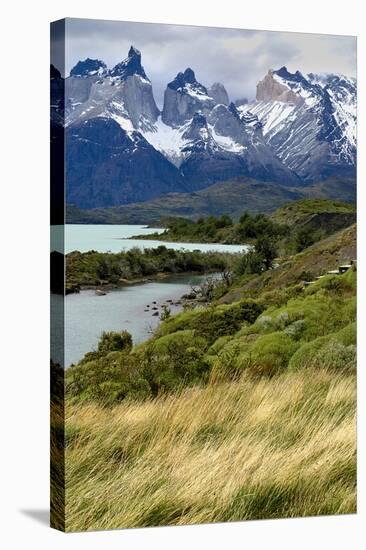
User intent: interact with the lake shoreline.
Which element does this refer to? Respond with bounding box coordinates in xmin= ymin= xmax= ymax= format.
xmin=128 ymin=232 xmax=251 ymax=245
xmin=64 ymin=224 xmax=243 ymax=365
xmin=65 ymin=270 xmax=215 ymax=366
xmin=65 ymin=224 xmax=249 ymax=254
xmin=67 ymin=269 xmax=219 ymax=295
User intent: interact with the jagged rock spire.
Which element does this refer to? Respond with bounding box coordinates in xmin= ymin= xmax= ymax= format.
xmin=110 ymin=45 xmax=147 ymax=79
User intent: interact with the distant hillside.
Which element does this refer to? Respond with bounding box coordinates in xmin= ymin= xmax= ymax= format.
xmin=299 ymin=178 xmax=357 ymax=204
xmin=66 ymin=176 xmax=356 ymax=225
xmin=271 ymin=199 xmax=356 ymax=236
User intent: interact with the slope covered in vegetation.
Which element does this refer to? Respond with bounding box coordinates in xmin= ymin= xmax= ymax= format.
xmin=63 ymin=204 xmax=357 ymax=531
xmin=221 ymin=224 xmax=356 ymax=303
xmin=132 ymin=199 xmax=355 ymax=259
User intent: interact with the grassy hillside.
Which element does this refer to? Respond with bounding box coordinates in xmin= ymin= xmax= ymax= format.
xmin=221 ymin=224 xmax=356 ymax=303
xmin=65 ymin=368 xmax=355 ymax=531
xmin=271 ymin=198 xmax=355 ymax=223
xmin=271 ymin=198 xmax=355 ymax=231
xmin=301 ymin=177 xmax=357 ymax=204
xmin=66 ymin=177 xmax=356 ymax=225
xmin=61 ymin=213 xmax=357 ymax=531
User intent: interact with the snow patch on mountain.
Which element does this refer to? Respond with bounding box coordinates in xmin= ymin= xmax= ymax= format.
xmin=143 ymin=117 xmax=191 ymax=166
xmin=238 ymin=101 xmax=297 ymax=137
xmin=61 ymin=48 xmax=356 ymax=194
xmin=209 ymin=126 xmax=246 ymax=153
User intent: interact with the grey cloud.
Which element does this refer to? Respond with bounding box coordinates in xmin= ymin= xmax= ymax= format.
xmin=61 ymin=18 xmax=356 ymax=108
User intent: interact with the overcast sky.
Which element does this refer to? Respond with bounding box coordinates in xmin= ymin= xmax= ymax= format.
xmin=60 ymin=18 xmax=356 ymax=108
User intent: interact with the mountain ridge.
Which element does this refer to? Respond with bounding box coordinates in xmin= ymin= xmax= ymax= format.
xmin=52 ymin=46 xmax=356 ymax=210
xmin=66 ymin=176 xmax=356 ymax=225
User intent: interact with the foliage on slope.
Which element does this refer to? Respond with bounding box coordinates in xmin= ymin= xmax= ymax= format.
xmin=66 ymin=261 xmax=356 ymax=404
xmin=64 ymin=222 xmax=357 ymax=531
xmin=221 ymin=224 xmax=356 ymax=304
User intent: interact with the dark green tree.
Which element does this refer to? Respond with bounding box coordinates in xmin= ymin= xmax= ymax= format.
xmin=255 ymin=237 xmax=278 ymax=270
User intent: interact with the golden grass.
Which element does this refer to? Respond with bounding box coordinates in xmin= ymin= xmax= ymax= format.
xmin=65 ymin=368 xmax=356 ymax=531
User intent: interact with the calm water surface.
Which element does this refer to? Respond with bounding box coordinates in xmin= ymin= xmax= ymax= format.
xmin=63 ymin=224 xmax=249 ymax=367
xmin=65 ymin=224 xmax=249 ymax=254
xmin=65 ymin=273 xmax=210 ymax=367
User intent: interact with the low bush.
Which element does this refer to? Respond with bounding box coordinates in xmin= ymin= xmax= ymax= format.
xmin=289 ymin=328 xmax=356 ymax=373
xmin=66 ymin=351 xmax=151 ymax=405
xmin=98 ymin=330 xmax=132 ymax=354
xmin=159 ymin=300 xmax=263 ymax=344
xmin=249 ymin=332 xmax=300 ymax=376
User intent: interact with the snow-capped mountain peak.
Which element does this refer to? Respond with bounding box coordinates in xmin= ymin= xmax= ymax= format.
xmin=244 ymin=67 xmax=356 ymax=181
xmin=65 ymin=46 xmax=159 ymax=132
xmin=208 ymin=82 xmax=229 ymax=105
xmin=58 ymin=50 xmax=356 ymax=210
xmin=167 ymin=68 xmax=212 ymax=98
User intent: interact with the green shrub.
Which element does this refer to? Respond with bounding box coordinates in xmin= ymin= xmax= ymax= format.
xmin=65 ymin=350 xmax=151 ymax=404
xmin=160 ymin=305 xmax=171 ymax=321
xmin=284 ymin=320 xmax=306 ymax=340
xmin=189 ymin=302 xmax=263 ymax=343
xmin=133 ymin=330 xmax=210 ymax=395
xmin=206 ymin=336 xmax=233 ymax=356
xmin=234 ymin=250 xmax=264 ymax=276
xmin=289 ymin=330 xmax=356 ymax=372
xmin=152 ymin=330 xmax=206 ymax=354
xmin=249 ymin=332 xmax=300 ymax=375
xmin=288 ymin=336 xmax=331 ymax=371
xmin=250 ymin=291 xmax=355 ymax=342
xmin=319 ymin=342 xmax=356 ymax=372
xmin=159 ymin=300 xmax=263 ymax=344
xmin=98 ymin=331 xmax=133 ymax=355
xmin=336 ymin=322 xmax=356 ymax=346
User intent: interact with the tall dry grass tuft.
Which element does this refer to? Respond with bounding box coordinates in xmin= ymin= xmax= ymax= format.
xmin=65 ymin=368 xmax=356 ymax=531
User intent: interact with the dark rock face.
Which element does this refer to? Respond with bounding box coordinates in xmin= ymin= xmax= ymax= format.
xmin=50 ymin=65 xmax=64 ymax=126
xmin=50 ymin=65 xmax=65 ymax=224
xmin=66 ymin=118 xmax=186 ymax=208
xmin=109 ymin=46 xmax=147 ymax=79
xmin=57 ymin=46 xmax=356 ymax=210
xmin=162 ymin=68 xmax=216 ymax=127
xmin=167 ymin=68 xmax=203 ymax=91
xmin=70 ymin=58 xmax=107 ymax=77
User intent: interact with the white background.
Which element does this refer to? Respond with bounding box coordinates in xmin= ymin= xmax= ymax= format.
xmin=0 ymin=0 xmax=364 ymax=548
